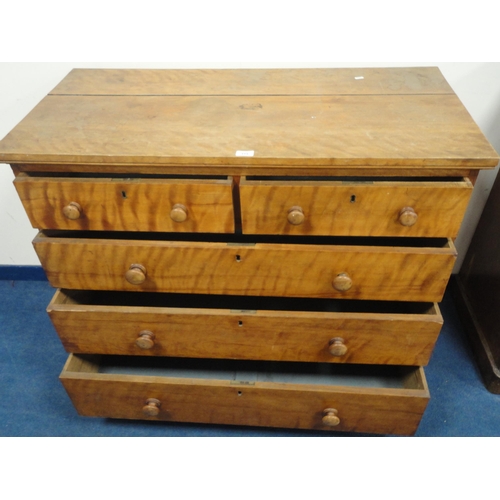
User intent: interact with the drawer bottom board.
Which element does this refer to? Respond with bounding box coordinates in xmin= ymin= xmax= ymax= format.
xmin=60 ymin=355 xmax=430 ymax=435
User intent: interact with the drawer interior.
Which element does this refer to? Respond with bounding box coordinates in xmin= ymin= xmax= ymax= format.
xmin=39 ymin=229 xmax=453 ymax=249
xmin=66 ymin=354 xmax=426 ymax=390
xmin=54 ymin=289 xmax=439 ymax=316
xmin=244 ymin=175 xmax=468 ymax=183
xmin=16 ymin=172 xmax=231 ymax=180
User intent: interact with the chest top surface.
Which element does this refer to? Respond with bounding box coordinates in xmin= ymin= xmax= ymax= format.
xmin=0 ymin=67 xmax=497 ymax=171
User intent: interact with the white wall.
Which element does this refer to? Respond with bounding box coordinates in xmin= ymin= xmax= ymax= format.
xmin=1 ymin=62 xmax=499 ymax=269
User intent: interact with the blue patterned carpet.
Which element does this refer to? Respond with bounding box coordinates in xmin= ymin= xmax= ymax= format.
xmin=1 ymin=278 xmax=499 ymax=437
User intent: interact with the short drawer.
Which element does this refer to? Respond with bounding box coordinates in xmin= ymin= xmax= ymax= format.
xmin=34 ymin=232 xmax=457 ymax=302
xmin=48 ymin=290 xmax=443 ymax=366
xmin=239 ymin=177 xmax=473 ymax=237
xmin=14 ymin=173 xmax=235 ymax=233
xmin=60 ymin=354 xmax=430 ymax=435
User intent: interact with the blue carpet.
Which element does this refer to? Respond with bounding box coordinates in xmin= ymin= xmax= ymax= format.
xmin=1 ymin=279 xmax=499 ymax=436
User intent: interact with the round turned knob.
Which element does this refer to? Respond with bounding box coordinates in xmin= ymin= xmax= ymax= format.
xmin=170 ymin=204 xmax=188 ymax=223
xmin=329 ymin=337 xmax=348 ymax=357
xmin=323 ymin=408 xmax=340 ymax=427
xmin=399 ymin=207 xmax=418 ymax=227
xmin=136 ymin=330 xmax=155 ymax=350
xmin=333 ymin=273 xmax=352 ymax=292
xmin=142 ymin=398 xmax=161 ymax=417
xmin=62 ymin=202 xmax=82 ymax=220
xmin=287 ymin=206 xmax=305 ymax=225
xmin=125 ymin=264 xmax=147 ymax=285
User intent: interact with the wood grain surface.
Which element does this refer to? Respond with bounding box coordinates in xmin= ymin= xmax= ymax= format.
xmin=50 ymin=67 xmax=453 ymax=96
xmin=60 ymin=354 xmax=429 ymax=435
xmin=14 ymin=174 xmax=234 ymax=232
xmin=3 ymin=67 xmax=497 ymax=436
xmin=48 ymin=289 xmax=443 ymax=365
xmin=240 ymin=178 xmax=473 ymax=237
xmin=0 ymin=94 xmax=497 ymax=168
xmin=33 ymin=233 xmax=457 ymax=302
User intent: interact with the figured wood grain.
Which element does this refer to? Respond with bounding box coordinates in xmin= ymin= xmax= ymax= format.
xmin=6 ymin=67 xmax=495 ymax=435
xmin=50 ymin=67 xmax=454 ymax=96
xmin=240 ymin=178 xmax=473 ymax=237
xmin=60 ymin=355 xmax=429 ymax=435
xmin=0 ymin=94 xmax=497 ymax=168
xmin=14 ymin=174 xmax=234 ymax=232
xmin=48 ymin=289 xmax=443 ymax=365
xmin=33 ymin=234 xmax=457 ymax=302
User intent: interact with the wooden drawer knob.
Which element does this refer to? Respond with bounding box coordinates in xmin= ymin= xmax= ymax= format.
xmin=125 ymin=264 xmax=147 ymax=285
xmin=136 ymin=330 xmax=155 ymax=350
xmin=333 ymin=273 xmax=352 ymax=292
xmin=62 ymin=202 xmax=82 ymax=220
xmin=323 ymin=408 xmax=340 ymax=427
xmin=399 ymin=207 xmax=418 ymax=227
xmin=143 ymin=398 xmax=161 ymax=417
xmin=329 ymin=337 xmax=348 ymax=357
xmin=170 ymin=204 xmax=188 ymax=223
xmin=287 ymin=206 xmax=305 ymax=225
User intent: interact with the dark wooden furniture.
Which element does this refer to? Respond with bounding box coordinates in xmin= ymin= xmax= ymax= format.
xmin=455 ymin=170 xmax=500 ymax=393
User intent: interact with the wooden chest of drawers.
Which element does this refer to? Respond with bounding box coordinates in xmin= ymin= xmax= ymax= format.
xmin=1 ymin=67 xmax=498 ymax=435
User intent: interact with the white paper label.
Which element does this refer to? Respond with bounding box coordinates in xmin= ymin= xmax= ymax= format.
xmin=354 ymin=76 xmax=364 ymax=80
xmin=235 ymin=150 xmax=255 ymax=157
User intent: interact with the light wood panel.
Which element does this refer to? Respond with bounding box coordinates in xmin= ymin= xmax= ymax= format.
xmin=0 ymin=94 xmax=497 ymax=168
xmin=14 ymin=174 xmax=234 ymax=233
xmin=33 ymin=234 xmax=457 ymax=302
xmin=50 ymin=67 xmax=453 ymax=96
xmin=60 ymin=354 xmax=429 ymax=435
xmin=48 ymin=289 xmax=443 ymax=366
xmin=240 ymin=178 xmax=473 ymax=237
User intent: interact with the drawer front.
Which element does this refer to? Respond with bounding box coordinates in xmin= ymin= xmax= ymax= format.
xmin=48 ymin=290 xmax=443 ymax=366
xmin=34 ymin=234 xmax=457 ymax=302
xmin=60 ymin=355 xmax=430 ymax=435
xmin=14 ymin=174 xmax=235 ymax=233
xmin=240 ymin=178 xmax=473 ymax=237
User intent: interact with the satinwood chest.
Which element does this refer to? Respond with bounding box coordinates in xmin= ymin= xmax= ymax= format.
xmin=1 ymin=67 xmax=497 ymax=434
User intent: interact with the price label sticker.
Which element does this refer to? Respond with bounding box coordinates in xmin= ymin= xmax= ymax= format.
xmin=235 ymin=150 xmax=255 ymax=157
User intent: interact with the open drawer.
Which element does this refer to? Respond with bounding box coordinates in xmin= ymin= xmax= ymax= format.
xmin=14 ymin=173 xmax=235 ymax=233
xmin=239 ymin=176 xmax=473 ymax=237
xmin=60 ymin=354 xmax=430 ymax=435
xmin=34 ymin=232 xmax=457 ymax=302
xmin=49 ymin=289 xmax=443 ymax=366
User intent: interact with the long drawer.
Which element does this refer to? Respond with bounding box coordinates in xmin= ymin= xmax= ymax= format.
xmin=14 ymin=174 xmax=235 ymax=233
xmin=48 ymin=289 xmax=443 ymax=366
xmin=60 ymin=354 xmax=430 ymax=435
xmin=239 ymin=177 xmax=473 ymax=237
xmin=34 ymin=232 xmax=457 ymax=302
